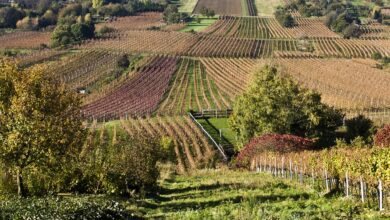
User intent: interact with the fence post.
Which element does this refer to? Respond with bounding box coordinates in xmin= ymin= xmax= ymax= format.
xmin=325 ymin=170 xmax=330 ymax=193
xmin=289 ymin=159 xmax=292 ymax=180
xmin=311 ymin=168 xmax=315 ymax=186
xmin=379 ymin=179 xmax=384 ymax=211
xmin=281 ymin=157 xmax=285 ymax=178
xmin=345 ymin=171 xmax=349 ymax=197
xmin=360 ymin=176 xmax=365 ymax=203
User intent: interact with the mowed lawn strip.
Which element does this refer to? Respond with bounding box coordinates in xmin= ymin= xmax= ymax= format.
xmin=180 ymin=17 xmax=218 ymax=32
xmin=255 ymin=0 xmax=284 ymax=16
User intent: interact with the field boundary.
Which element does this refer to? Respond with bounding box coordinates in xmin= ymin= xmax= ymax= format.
xmin=189 ymin=112 xmax=228 ymax=161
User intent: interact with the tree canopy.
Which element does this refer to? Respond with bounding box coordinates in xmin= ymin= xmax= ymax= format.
xmin=229 ymin=65 xmax=343 ymax=149
xmin=0 ymin=59 xmax=86 ymax=197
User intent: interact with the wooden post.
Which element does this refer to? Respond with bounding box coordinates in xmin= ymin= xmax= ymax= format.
xmin=325 ymin=170 xmax=329 ymax=193
xmin=345 ymin=171 xmax=349 ymax=197
xmin=289 ymin=159 xmax=292 ymax=180
xmin=378 ymin=179 xmax=384 ymax=211
xmin=281 ymin=157 xmax=285 ymax=178
xmin=311 ymin=168 xmax=315 ymax=186
xmin=360 ymin=176 xmax=365 ymax=203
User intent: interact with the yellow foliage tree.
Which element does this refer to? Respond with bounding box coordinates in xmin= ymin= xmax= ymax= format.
xmin=0 ymin=59 xmax=86 ymax=197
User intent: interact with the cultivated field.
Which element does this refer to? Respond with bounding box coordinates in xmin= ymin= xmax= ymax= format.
xmin=82 ymin=56 xmax=178 ymax=119
xmin=277 ymin=58 xmax=390 ymax=110
xmin=95 ymin=12 xmax=164 ymax=32
xmin=193 ymin=0 xmax=242 ymax=16
xmin=0 ymin=31 xmax=51 ymax=49
xmin=118 ymin=116 xmax=215 ymax=173
xmin=158 ymin=58 xmax=231 ymax=115
xmin=203 ymin=17 xmax=340 ymax=39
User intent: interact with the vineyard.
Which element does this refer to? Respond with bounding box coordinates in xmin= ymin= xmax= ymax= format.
xmin=0 ymin=31 xmax=51 ymax=49
xmin=118 ymin=116 xmax=215 ymax=173
xmin=50 ymin=50 xmax=123 ymax=91
xmin=95 ymin=12 xmax=164 ymax=32
xmin=277 ymin=58 xmax=390 ymax=111
xmin=157 ymin=58 xmax=231 ymax=115
xmin=80 ymin=30 xmax=198 ymax=55
xmin=249 ymin=147 xmax=390 ymax=210
xmin=202 ymin=16 xmax=340 ymax=39
xmin=2 ymin=0 xmax=390 ymax=217
xmin=82 ymin=56 xmax=178 ymax=120
xmin=193 ymin=0 xmax=242 ymax=16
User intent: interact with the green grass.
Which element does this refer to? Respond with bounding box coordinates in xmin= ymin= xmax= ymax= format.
xmin=255 ymin=0 xmax=285 ymax=17
xmin=241 ymin=0 xmax=250 ymax=16
xmin=196 ymin=118 xmax=233 ymax=147
xmin=349 ymin=0 xmax=390 ymax=7
xmin=2 ymin=170 xmax=387 ymax=219
xmin=138 ymin=170 xmax=386 ymax=219
xmin=206 ymin=118 xmax=237 ymax=146
xmin=177 ymin=0 xmax=199 ymax=13
xmin=179 ymin=18 xmax=218 ymax=33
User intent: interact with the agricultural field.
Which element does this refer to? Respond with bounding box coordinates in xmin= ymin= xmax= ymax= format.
xmin=158 ymin=58 xmax=231 ymax=115
xmin=277 ymin=58 xmax=390 ymax=111
xmin=193 ymin=0 xmax=242 ymax=16
xmin=2 ymin=0 xmax=390 ymax=218
xmin=255 ymin=0 xmax=284 ymax=16
xmin=96 ymin=117 xmax=216 ymax=173
xmin=0 ymin=31 xmax=51 ymax=49
xmin=95 ymin=12 xmax=164 ymax=32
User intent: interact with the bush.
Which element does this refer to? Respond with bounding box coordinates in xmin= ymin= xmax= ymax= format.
xmin=117 ymin=54 xmax=130 ymax=69
xmin=342 ymin=23 xmax=361 ymax=38
xmin=274 ymin=7 xmax=295 ymax=27
xmin=235 ymin=134 xmax=314 ymax=168
xmin=99 ymin=3 xmax=129 ymax=17
xmin=345 ymin=115 xmax=374 ymax=143
xmin=16 ymin=16 xmax=38 ymax=30
xmin=374 ymin=124 xmax=390 ymax=147
xmin=0 ymin=196 xmax=134 ymax=219
xmin=0 ymin=7 xmax=25 ymax=28
xmin=75 ymin=132 xmax=162 ymax=195
xmin=372 ymin=52 xmax=382 ymax=60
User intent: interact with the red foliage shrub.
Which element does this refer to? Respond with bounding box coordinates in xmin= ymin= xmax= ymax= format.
xmin=374 ymin=124 xmax=390 ymax=147
xmin=235 ymin=134 xmax=314 ymax=168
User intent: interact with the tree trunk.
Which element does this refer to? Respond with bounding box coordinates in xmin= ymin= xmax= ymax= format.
xmin=16 ymin=168 xmax=26 ymax=197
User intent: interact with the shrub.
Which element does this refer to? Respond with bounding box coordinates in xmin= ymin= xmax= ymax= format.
xmin=374 ymin=124 xmax=390 ymax=147
xmin=97 ymin=25 xmax=115 ymax=35
xmin=372 ymin=52 xmax=382 ymax=60
xmin=75 ymin=132 xmax=162 ymax=195
xmin=117 ymin=54 xmax=130 ymax=69
xmin=0 ymin=196 xmax=134 ymax=219
xmin=345 ymin=114 xmax=374 ymax=143
xmin=235 ymin=134 xmax=314 ymax=168
xmin=274 ymin=7 xmax=295 ymax=27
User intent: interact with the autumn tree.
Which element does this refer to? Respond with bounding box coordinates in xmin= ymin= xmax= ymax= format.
xmin=92 ymin=0 xmax=104 ymax=9
xmin=229 ymin=65 xmax=343 ymax=149
xmin=0 ymin=59 xmax=86 ymax=197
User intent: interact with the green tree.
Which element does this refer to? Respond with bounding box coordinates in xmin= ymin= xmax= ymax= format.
xmin=92 ymin=0 xmax=104 ymax=9
xmin=229 ymin=65 xmax=343 ymax=149
xmin=0 ymin=59 xmax=86 ymax=197
xmin=0 ymin=7 xmax=25 ymax=28
xmin=50 ymin=24 xmax=73 ymax=47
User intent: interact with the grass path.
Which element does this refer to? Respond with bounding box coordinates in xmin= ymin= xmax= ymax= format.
xmin=131 ymin=170 xmax=385 ymax=219
xmin=255 ymin=0 xmax=284 ymax=17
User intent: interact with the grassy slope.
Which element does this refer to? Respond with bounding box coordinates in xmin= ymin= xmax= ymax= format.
xmin=241 ymin=0 xmax=250 ymax=16
xmin=206 ymin=117 xmax=237 ymax=146
xmin=179 ymin=17 xmax=218 ymax=32
xmin=138 ymin=170 xmax=384 ymax=219
xmin=255 ymin=0 xmax=284 ymax=17
xmin=177 ymin=0 xmax=199 ymax=13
